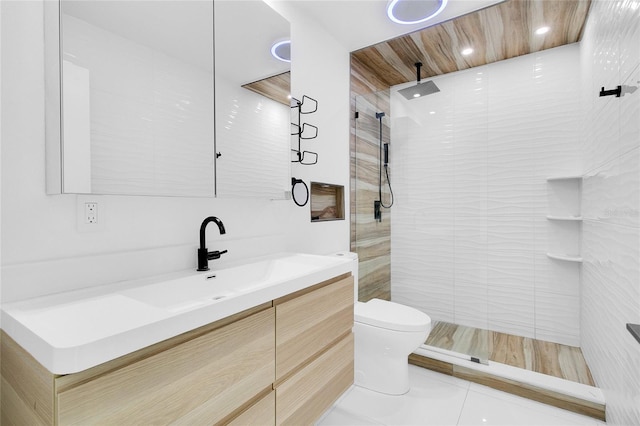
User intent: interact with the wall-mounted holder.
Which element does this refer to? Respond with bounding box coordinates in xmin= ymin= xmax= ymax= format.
xmin=310 ymin=182 xmax=344 ymax=222
xmin=291 ymin=95 xmax=318 ymax=165
xmin=599 ymin=85 xmax=621 ymax=97
xmin=291 ymin=177 xmax=309 ymax=207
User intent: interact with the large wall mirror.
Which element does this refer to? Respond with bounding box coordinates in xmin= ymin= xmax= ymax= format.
xmin=214 ymin=1 xmax=291 ymax=199
xmin=45 ymin=0 xmax=291 ymax=198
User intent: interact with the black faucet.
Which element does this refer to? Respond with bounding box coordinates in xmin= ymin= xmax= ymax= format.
xmin=197 ymin=216 xmax=227 ymax=271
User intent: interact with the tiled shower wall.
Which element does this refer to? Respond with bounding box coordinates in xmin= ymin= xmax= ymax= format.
xmin=579 ymin=0 xmax=640 ymax=424
xmin=390 ymin=44 xmax=583 ymax=346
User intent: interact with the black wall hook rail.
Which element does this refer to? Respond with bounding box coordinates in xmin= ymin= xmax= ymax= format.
xmin=291 ymin=95 xmax=319 ymax=165
xmin=600 ymin=85 xmax=622 ymax=97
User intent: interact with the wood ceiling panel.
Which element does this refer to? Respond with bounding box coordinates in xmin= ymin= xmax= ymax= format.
xmin=242 ymin=71 xmax=291 ymax=106
xmin=351 ymin=0 xmax=591 ymax=95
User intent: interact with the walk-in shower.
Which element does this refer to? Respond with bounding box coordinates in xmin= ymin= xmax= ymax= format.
xmin=352 ymin=43 xmax=605 ymax=418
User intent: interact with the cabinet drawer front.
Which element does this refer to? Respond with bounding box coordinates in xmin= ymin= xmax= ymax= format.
xmin=275 ymin=276 xmax=354 ymax=380
xmin=275 ymin=334 xmax=354 ymax=425
xmin=57 ymin=308 xmax=275 ymax=425
xmin=227 ymin=390 xmax=275 ymax=426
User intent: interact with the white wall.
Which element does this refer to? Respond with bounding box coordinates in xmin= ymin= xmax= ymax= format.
xmin=390 ymin=44 xmax=583 ymax=346
xmin=579 ymin=1 xmax=640 ymax=424
xmin=0 ymin=0 xmax=350 ymax=303
xmin=268 ymin=0 xmax=352 ymax=254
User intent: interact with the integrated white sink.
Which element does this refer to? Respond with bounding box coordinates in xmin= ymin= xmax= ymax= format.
xmin=123 ymin=253 xmax=345 ymax=312
xmin=1 ymin=252 xmax=354 ymax=374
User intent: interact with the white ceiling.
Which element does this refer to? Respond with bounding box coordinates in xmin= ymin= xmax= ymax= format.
xmin=284 ymin=0 xmax=505 ymax=52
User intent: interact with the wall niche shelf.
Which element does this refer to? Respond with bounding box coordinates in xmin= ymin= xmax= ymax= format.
xmin=546 ymin=215 xmax=583 ymax=221
xmin=310 ymin=182 xmax=344 ymax=222
xmin=546 ymin=253 xmax=583 ymax=263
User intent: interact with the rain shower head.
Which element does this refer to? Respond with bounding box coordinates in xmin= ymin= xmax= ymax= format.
xmin=398 ymin=80 xmax=440 ymax=99
xmin=398 ymin=61 xmax=440 ymax=100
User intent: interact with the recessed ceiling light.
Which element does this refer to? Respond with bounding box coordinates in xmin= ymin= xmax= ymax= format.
xmin=461 ymin=47 xmax=473 ymax=56
xmin=535 ymin=26 xmax=550 ymax=35
xmin=387 ymin=0 xmax=448 ymax=25
xmin=271 ymin=40 xmax=291 ymax=63
xmin=413 ymin=93 xmax=421 ymax=98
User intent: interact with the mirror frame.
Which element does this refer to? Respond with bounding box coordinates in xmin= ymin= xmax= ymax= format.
xmin=44 ymin=0 xmax=63 ymax=194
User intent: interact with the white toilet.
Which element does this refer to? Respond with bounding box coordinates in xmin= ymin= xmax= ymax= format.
xmin=354 ymin=298 xmax=431 ymax=395
xmin=332 ymin=251 xmax=432 ymax=396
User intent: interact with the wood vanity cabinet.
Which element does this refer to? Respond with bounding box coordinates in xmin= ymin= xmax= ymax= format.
xmin=0 ymin=273 xmax=354 ymax=426
xmin=274 ymin=273 xmax=355 ymax=425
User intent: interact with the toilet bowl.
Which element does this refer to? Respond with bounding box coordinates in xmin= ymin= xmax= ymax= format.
xmin=354 ymin=298 xmax=431 ymax=395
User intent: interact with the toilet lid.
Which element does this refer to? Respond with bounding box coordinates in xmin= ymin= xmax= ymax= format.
xmin=355 ymin=299 xmax=431 ymax=332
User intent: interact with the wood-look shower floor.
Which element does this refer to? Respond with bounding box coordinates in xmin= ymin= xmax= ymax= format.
xmin=425 ymin=321 xmax=595 ymax=386
xmin=409 ymin=321 xmax=605 ymax=420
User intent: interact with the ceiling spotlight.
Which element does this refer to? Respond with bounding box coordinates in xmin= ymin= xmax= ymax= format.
xmin=387 ymin=0 xmax=448 ymax=25
xmin=271 ymin=40 xmax=291 ymax=63
xmin=461 ymin=47 xmax=473 ymax=56
xmin=535 ymin=26 xmax=550 ymax=35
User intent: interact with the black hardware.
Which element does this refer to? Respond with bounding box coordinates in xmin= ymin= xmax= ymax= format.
xmin=197 ymin=216 xmax=227 ymax=271
xmin=627 ymin=323 xmax=640 ymax=345
xmin=599 ymin=85 xmax=622 ymax=97
xmin=415 ymin=62 xmax=423 ymax=84
xmin=216 ymin=152 xmax=222 ymax=158
xmin=471 ymin=357 xmax=480 ymax=364
xmin=374 ymin=111 xmax=394 ymax=221
xmin=384 ymin=143 xmax=389 ymax=166
xmin=291 ymin=177 xmax=309 ymax=207
xmin=291 ymin=95 xmax=318 ymax=165
xmin=355 ymin=111 xmax=359 ymax=119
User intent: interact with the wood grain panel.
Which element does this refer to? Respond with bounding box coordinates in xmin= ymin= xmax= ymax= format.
xmin=57 ymin=308 xmax=275 ymax=425
xmin=0 ymin=331 xmax=54 ymax=426
xmin=226 ymin=390 xmax=275 ymax=426
xmin=427 ymin=321 xmax=595 ymax=386
xmin=275 ymin=276 xmax=354 ymax=381
xmin=351 ymin=0 xmax=591 ymax=95
xmin=275 ymin=334 xmax=354 ymax=426
xmin=55 ymin=302 xmax=272 ymax=393
xmin=242 ymin=71 xmax=290 ymax=106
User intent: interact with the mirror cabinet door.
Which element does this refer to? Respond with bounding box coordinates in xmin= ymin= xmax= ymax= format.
xmin=214 ymin=0 xmax=291 ymax=200
xmin=46 ymin=0 xmax=291 ymax=199
xmin=47 ymin=0 xmax=215 ymax=197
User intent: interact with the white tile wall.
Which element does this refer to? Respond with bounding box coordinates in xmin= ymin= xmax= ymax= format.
xmin=391 ymin=44 xmax=583 ymax=345
xmin=579 ymin=1 xmax=640 ymax=424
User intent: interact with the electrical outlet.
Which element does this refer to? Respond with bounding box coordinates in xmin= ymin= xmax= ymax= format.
xmin=77 ymin=195 xmax=105 ymax=232
xmin=85 ymin=202 xmax=98 ymax=224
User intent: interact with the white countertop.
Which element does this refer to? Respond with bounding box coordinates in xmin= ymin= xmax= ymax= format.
xmin=1 ymin=252 xmax=354 ymax=375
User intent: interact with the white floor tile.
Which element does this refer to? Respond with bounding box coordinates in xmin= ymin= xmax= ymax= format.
xmin=317 ymin=405 xmax=385 ymax=426
xmin=458 ymin=383 xmax=600 ymax=425
xmin=319 ymin=366 xmax=603 ymax=426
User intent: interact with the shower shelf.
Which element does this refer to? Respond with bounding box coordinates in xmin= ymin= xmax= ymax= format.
xmin=546 ymin=175 xmax=583 ymax=181
xmin=546 ymin=253 xmax=583 ymax=263
xmin=546 ymin=215 xmax=583 ymax=221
